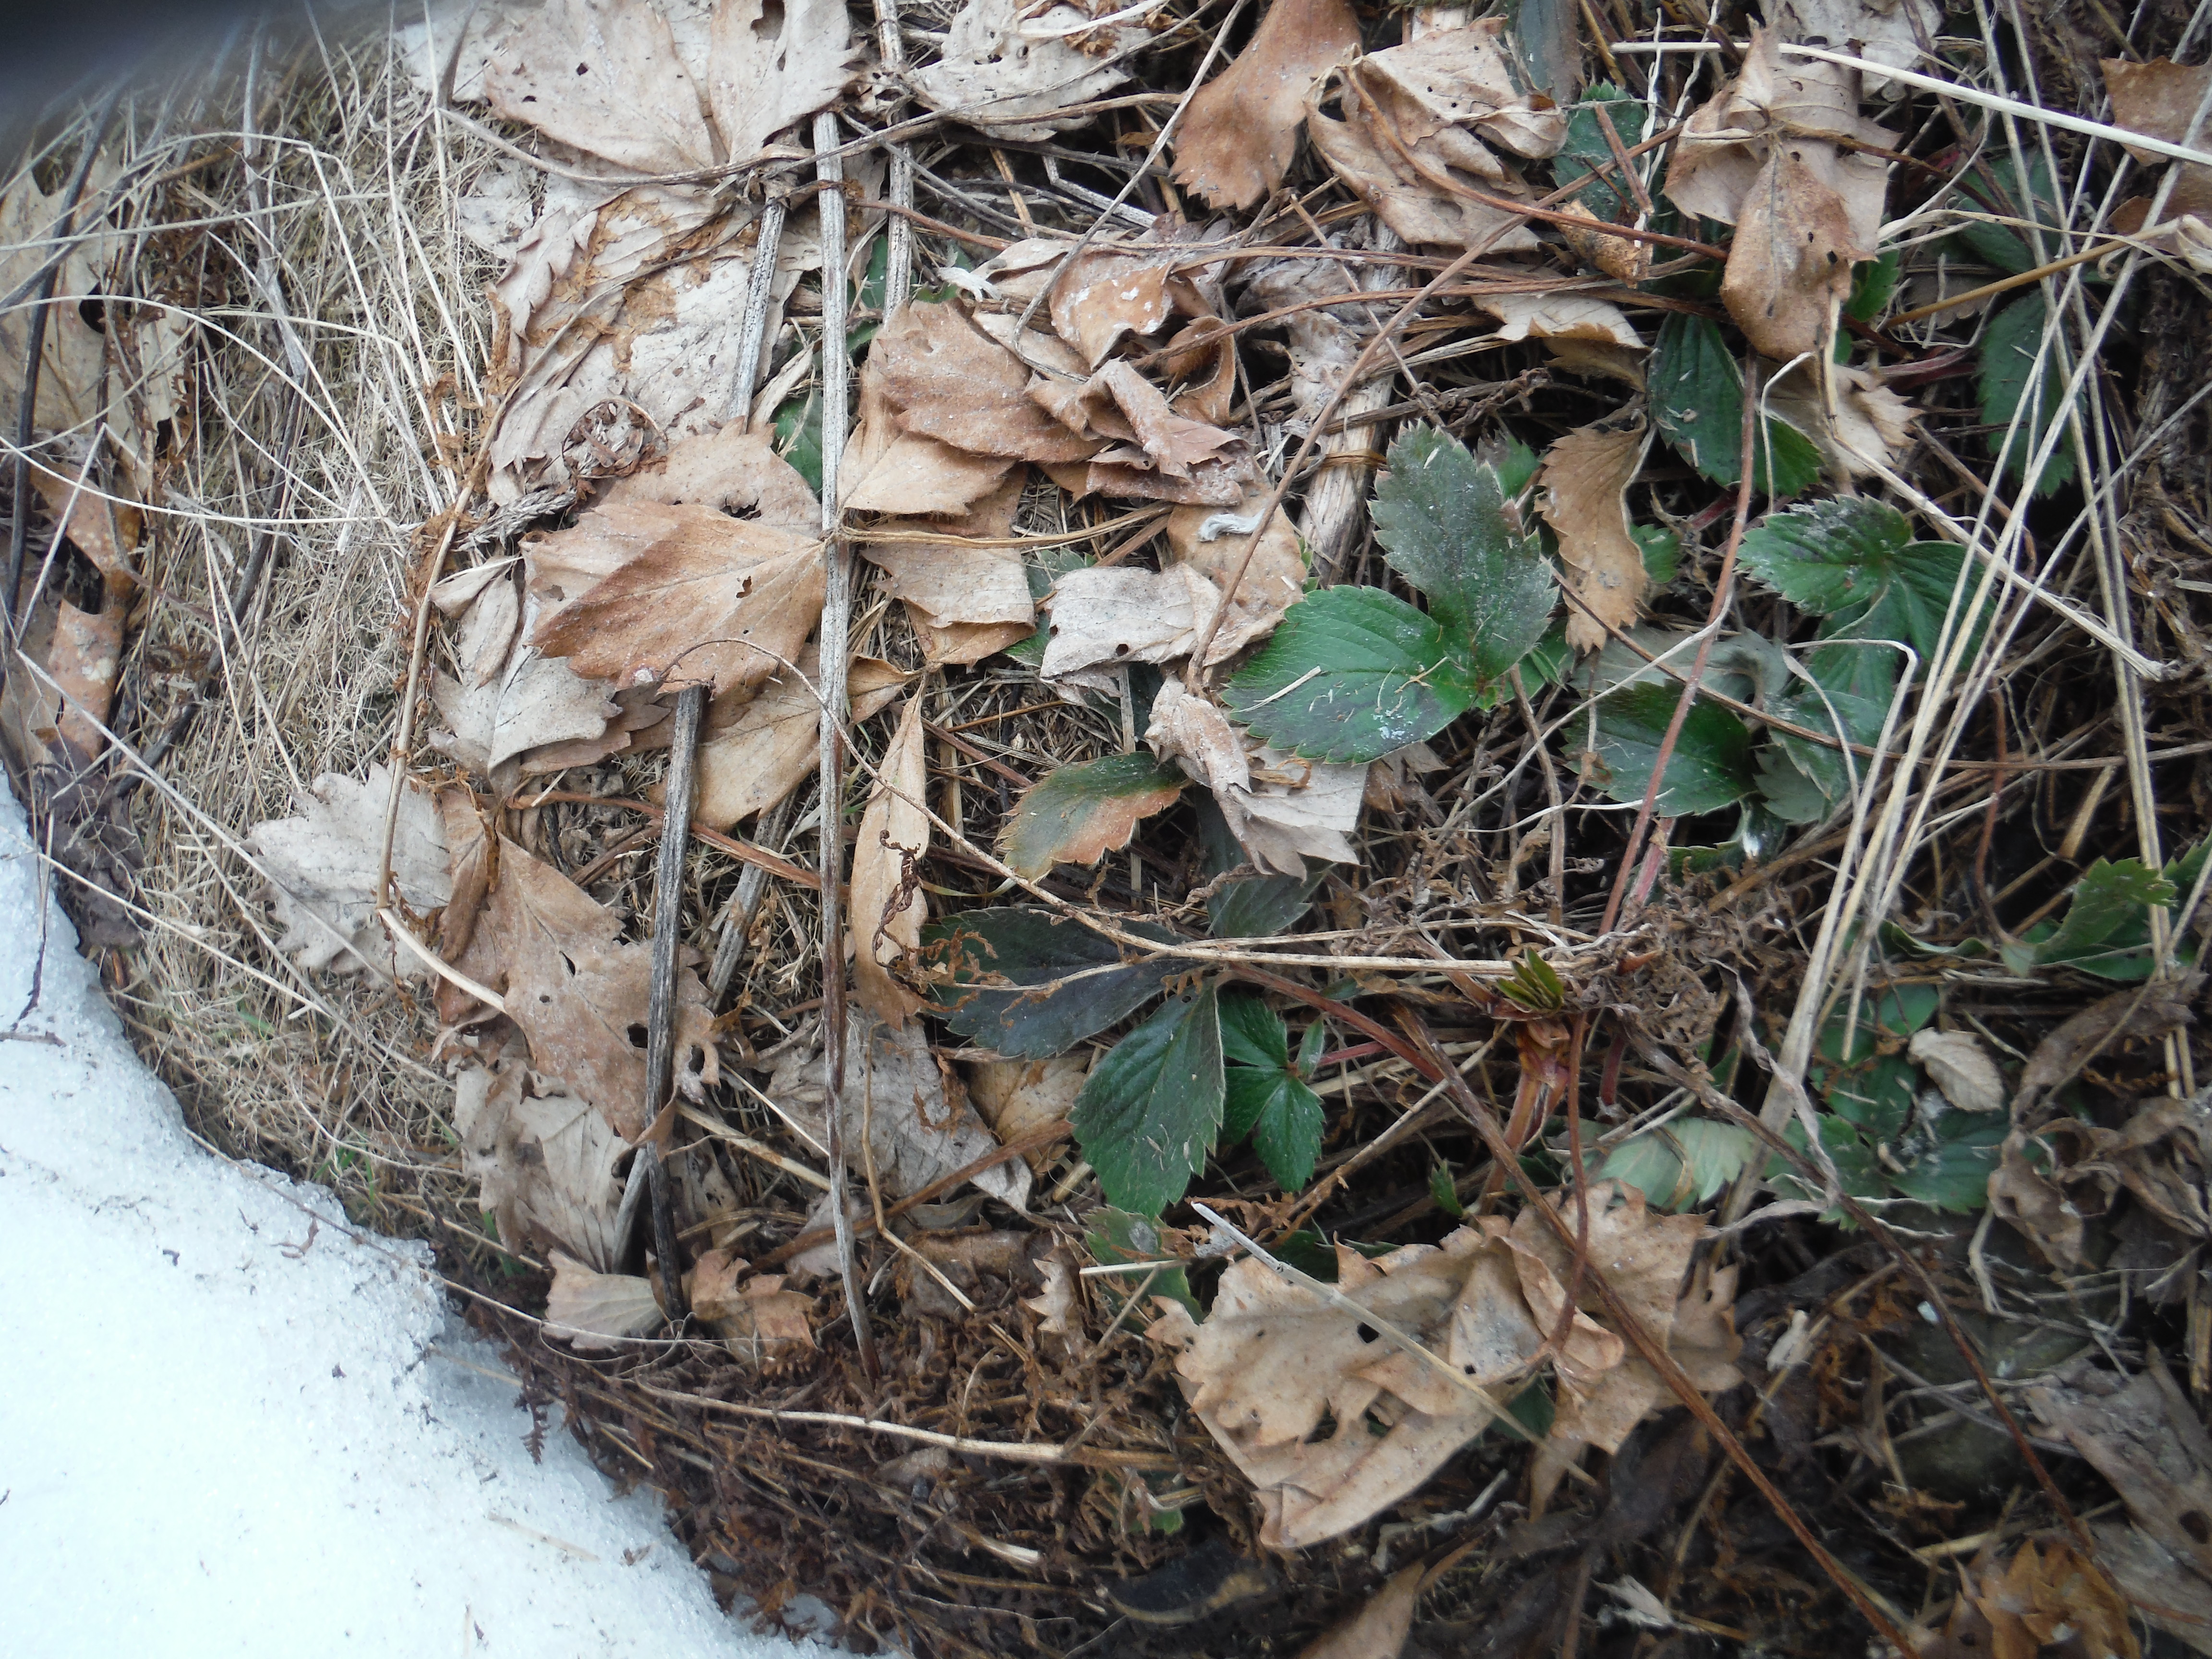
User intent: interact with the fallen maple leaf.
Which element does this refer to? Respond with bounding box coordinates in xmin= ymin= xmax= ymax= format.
xmin=453 ymin=1044 xmax=631 ymax=1270
xmin=1939 ymin=1538 xmax=2140 ymax=1659
xmin=1539 ymin=420 xmax=1652 ymax=651
xmin=851 ymin=692 xmax=931 ymax=1027
xmin=247 ymin=764 xmax=453 ymax=976
xmin=1173 ymin=0 xmax=1360 ymax=211
xmin=529 ymin=500 xmax=825 ymax=697
xmin=450 ymin=836 xmax=718 ymax=1140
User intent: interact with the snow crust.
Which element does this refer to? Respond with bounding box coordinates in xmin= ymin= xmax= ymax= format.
xmin=0 ymin=787 xmax=814 ymax=1657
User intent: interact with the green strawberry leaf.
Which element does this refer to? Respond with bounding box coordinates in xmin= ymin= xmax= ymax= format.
xmin=999 ymin=753 xmax=1186 ymax=879
xmin=1584 ymin=683 xmax=1756 ymax=815
xmin=1597 ymin=1118 xmax=1758 ymax=1210
xmin=1370 ymin=427 xmax=1557 ymax=681
xmin=1979 ymin=293 xmax=2078 ymax=497
xmin=1650 ymin=313 xmax=1823 ymax=498
xmin=1738 ymin=495 xmax=1979 ymax=670
xmin=1070 ymin=984 xmax=1226 ymax=1215
xmin=1224 ymin=584 xmax=1474 ymax=763
xmin=921 ymin=907 xmax=1180 ymax=1059
xmin=1083 ymin=1207 xmax=1199 ymax=1317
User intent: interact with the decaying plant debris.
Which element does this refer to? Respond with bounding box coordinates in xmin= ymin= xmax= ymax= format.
xmin=12 ymin=0 xmax=2212 ymax=1652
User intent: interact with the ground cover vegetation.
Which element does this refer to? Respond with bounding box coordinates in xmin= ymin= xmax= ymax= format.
xmin=6 ymin=0 xmax=2212 ymax=1651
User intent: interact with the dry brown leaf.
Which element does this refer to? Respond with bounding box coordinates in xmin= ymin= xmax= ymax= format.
xmin=687 ymin=1249 xmax=817 ymax=1372
xmin=2013 ymin=977 xmax=2198 ymax=1121
xmin=1504 ymin=1182 xmax=1741 ymax=1512
xmin=481 ymin=0 xmax=715 ymax=173
xmin=2030 ymin=1357 xmax=2211 ymax=1654
xmin=1951 ymin=1539 xmax=2140 ymax=1659
xmin=1539 ymin=421 xmax=1651 ymax=652
xmin=692 ymin=643 xmax=907 ymax=830
xmin=435 ymin=785 xmax=494 ymax=965
xmin=851 ymin=693 xmax=931 ymax=1028
xmin=860 ymin=471 xmax=1036 ymax=665
xmin=432 ymin=564 xmax=625 ymax=777
xmin=1719 ymin=144 xmax=1875 ymax=361
xmin=1354 ymin=19 xmax=1567 ymax=161
xmin=769 ymin=1012 xmax=1030 ymax=1208
xmin=545 ymin=1252 xmax=663 ymax=1350
xmin=1908 ymin=1029 xmax=2008 ymax=1114
xmin=967 ymin=1055 xmax=1088 ymax=1154
xmin=1162 ymin=317 xmax=1241 ymax=426
xmin=599 ymin=421 xmax=819 ymax=531
xmin=1472 ymin=290 xmax=1644 ymax=350
xmin=1297 ymin=1565 xmax=1425 ymax=1659
xmin=703 ymin=0 xmax=861 ymax=167
xmin=1306 ymin=76 xmax=1544 ymax=254
xmin=872 ymin=301 xmax=1099 ymax=465
xmin=1048 ymin=230 xmax=1196 ymax=369
xmin=1173 ymin=0 xmax=1361 ymax=210
xmin=1145 ymin=676 xmax=1251 ymax=795
xmin=516 ymin=683 xmax=676 ymax=776
xmin=1164 ymin=1232 xmax=1534 ymax=1548
xmin=1039 ymin=565 xmax=1224 ymax=690
xmin=247 ymin=764 xmax=453 ymax=977
xmin=907 ymin=0 xmax=1150 ymax=141
xmin=1769 ymin=0 xmax=1941 ymax=92
xmin=1558 ymin=198 xmax=1653 ymax=283
xmin=450 ymin=837 xmax=718 ymax=1140
xmin=452 ymin=1045 xmax=631 ymax=1270
xmin=844 ymin=343 xmax=1019 ymax=515
xmin=1032 ymin=360 xmax=1247 ymax=482
xmin=1164 ymin=489 xmax=1307 ymax=662
xmin=1024 ymin=1246 xmax=1088 ymax=1360
xmin=529 ymin=500 xmax=825 ymax=697
xmin=1763 ymin=360 xmax=1917 ymax=480
xmin=2103 ymin=59 xmax=2212 ymax=221
xmin=1225 ymin=745 xmax=1366 ymax=873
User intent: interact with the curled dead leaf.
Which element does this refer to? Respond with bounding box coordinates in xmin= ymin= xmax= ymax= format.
xmin=1173 ymin=0 xmax=1361 ymax=210
xmin=1539 ymin=420 xmax=1651 ymax=652
xmin=850 ymin=693 xmax=931 ymax=1028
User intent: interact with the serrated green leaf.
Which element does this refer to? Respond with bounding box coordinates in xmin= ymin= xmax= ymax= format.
xmin=1815 ymin=983 xmax=1939 ymax=1067
xmin=1598 ymin=1119 xmax=1756 ymax=1210
xmin=2001 ymin=856 xmax=2179 ymax=978
xmin=1210 ymin=865 xmax=1327 ymax=940
xmin=921 ymin=907 xmax=1180 ymax=1058
xmin=1953 ymin=148 xmax=2068 ymax=276
xmin=1888 ymin=1113 xmax=2005 ymax=1211
xmin=1554 ymin=82 xmax=1643 ymax=223
xmin=1430 ymin=1162 xmax=1466 ymax=1218
xmin=1083 ymin=1207 xmax=1198 ymax=1316
xmin=1584 ymin=682 xmax=1756 ymax=815
xmin=1224 ymin=585 xmax=1473 ymax=763
xmin=1000 ymin=753 xmax=1185 ymax=878
xmin=1070 ymin=985 xmax=1226 ymax=1214
xmin=1228 ymin=1067 xmax=1326 ymax=1191
xmin=1979 ymin=293 xmax=2078 ymax=496
xmin=1845 ymin=250 xmax=1900 ymax=325
xmin=1296 ymin=1016 xmax=1329 ymax=1078
xmin=1370 ymin=427 xmax=1557 ymax=680
xmin=1827 ymin=1052 xmax=1917 ymax=1141
xmin=1650 ymin=314 xmax=1824 ymax=498
xmin=1739 ymin=497 xmax=1977 ymax=671
xmin=1755 ymin=746 xmax=1831 ymax=823
xmin=1770 ymin=654 xmax=1896 ymax=811
xmin=1484 ymin=431 xmax=1544 ymax=501
xmin=1218 ymin=990 xmax=1289 ymax=1070
xmin=1634 ymin=524 xmax=1682 ymax=586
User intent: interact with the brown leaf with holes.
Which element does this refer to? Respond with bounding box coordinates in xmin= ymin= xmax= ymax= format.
xmin=529 ymin=500 xmax=824 ymax=697
xmin=599 ymin=421 xmax=819 ymax=531
xmin=1173 ymin=0 xmax=1360 ymax=210
xmin=851 ymin=692 xmax=930 ymax=1028
xmin=481 ymin=0 xmax=715 ymax=174
xmin=453 ymin=1040 xmax=631 ymax=1270
xmin=1719 ymin=144 xmax=1873 ymax=361
xmin=1539 ymin=421 xmax=1651 ymax=651
xmin=702 ymin=0 xmax=860 ymax=168
xmin=450 ymin=837 xmax=718 ymax=1140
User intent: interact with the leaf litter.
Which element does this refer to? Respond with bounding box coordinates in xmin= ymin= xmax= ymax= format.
xmin=30 ymin=0 xmax=2212 ymax=1652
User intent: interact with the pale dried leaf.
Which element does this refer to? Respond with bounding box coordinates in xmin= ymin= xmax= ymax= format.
xmin=1909 ymin=1029 xmax=2008 ymax=1114
xmin=769 ymin=1013 xmax=1031 ymax=1208
xmin=451 ymin=837 xmax=719 ymax=1140
xmin=481 ymin=0 xmax=715 ymax=174
xmin=1306 ymin=76 xmax=1544 ymax=253
xmin=1145 ymin=676 xmax=1252 ymax=794
xmin=2104 ymin=58 xmax=2212 ymax=216
xmin=1763 ymin=360 xmax=1917 ymax=480
xmin=1224 ymin=746 xmax=1366 ymax=873
xmin=907 ymin=0 xmax=1149 ymax=141
xmin=453 ymin=1050 xmax=631 ymax=1270
xmin=1031 ymin=361 xmax=1247 ymax=482
xmin=1719 ymin=144 xmax=1877 ymax=361
xmin=692 ymin=643 xmax=905 ymax=829
xmin=851 ymin=693 xmax=931 ymax=1027
xmin=1040 ymin=565 xmax=1223 ymax=687
xmin=1173 ymin=0 xmax=1361 ymax=209
xmin=529 ymin=500 xmax=825 ymax=697
xmin=545 ymin=1252 xmax=663 ymax=1350
xmin=600 ymin=421 xmax=819 ymax=531
xmin=1357 ymin=20 xmax=1567 ymax=158
xmin=861 ymin=472 xmax=1036 ymax=665
xmin=1539 ymin=421 xmax=1651 ymax=651
xmin=1770 ymin=0 xmax=1941 ymax=91
xmin=967 ymin=1055 xmax=1088 ymax=1148
xmin=703 ymin=0 xmax=860 ymax=167
xmin=1165 ymin=490 xmax=1307 ymax=662
xmin=247 ymin=764 xmax=452 ymax=976
xmin=1297 ymin=1565 xmax=1424 ymax=1659
xmin=844 ymin=348 xmax=1020 ymax=514
xmin=872 ymin=302 xmax=1098 ymax=464
xmin=1473 ymin=291 xmax=1644 ymax=350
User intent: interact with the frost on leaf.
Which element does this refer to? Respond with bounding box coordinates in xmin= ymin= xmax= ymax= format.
xmin=247 ymin=764 xmax=453 ymax=976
